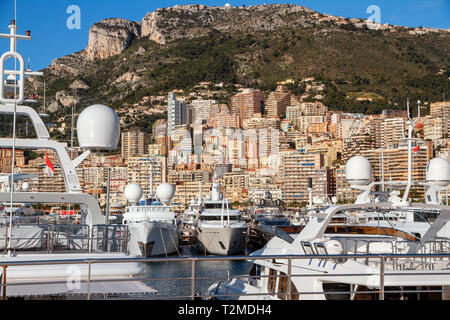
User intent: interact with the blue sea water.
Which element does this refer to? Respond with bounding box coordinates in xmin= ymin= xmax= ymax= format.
xmin=140 ymin=246 xmax=254 ymax=299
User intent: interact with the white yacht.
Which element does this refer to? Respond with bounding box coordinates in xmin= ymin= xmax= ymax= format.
xmin=0 ymin=19 xmax=155 ymax=299
xmin=123 ymin=183 xmax=180 ymax=257
xmin=196 ymin=181 xmax=248 ymax=255
xmin=251 ymin=191 xmax=289 ymax=235
xmin=207 ymin=113 xmax=450 ymax=299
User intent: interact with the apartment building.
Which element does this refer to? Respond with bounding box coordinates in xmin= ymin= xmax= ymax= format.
xmin=121 ymin=128 xmax=148 ymax=162
xmin=361 ymin=144 xmax=431 ymax=198
xmin=278 ymin=151 xmax=328 ymax=203
xmin=230 ymin=88 xmax=265 ymax=120
xmin=127 ymin=155 xmax=167 ymax=196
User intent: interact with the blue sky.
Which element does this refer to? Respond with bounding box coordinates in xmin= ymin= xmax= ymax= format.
xmin=0 ymin=0 xmax=449 ymax=70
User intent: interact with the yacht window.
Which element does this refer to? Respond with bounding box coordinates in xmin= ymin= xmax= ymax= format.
xmin=204 ymin=203 xmax=227 ymax=209
xmin=278 ymin=274 xmax=288 ymax=300
xmin=200 ymin=215 xmax=241 ymax=221
xmin=250 ymin=264 xmax=262 ymax=280
xmin=277 ymin=272 xmax=299 ymax=300
xmin=267 ymin=268 xmax=277 ymax=294
xmin=200 ymin=216 xmax=221 ymax=221
xmin=275 ymin=228 xmax=295 ymax=244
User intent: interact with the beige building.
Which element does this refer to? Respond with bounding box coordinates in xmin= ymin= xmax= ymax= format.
xmin=306 ymin=139 xmax=342 ymax=167
xmin=266 ymin=85 xmax=299 ymax=118
xmin=334 ymin=166 xmax=360 ymax=202
xmin=121 ymin=128 xmax=148 ymax=162
xmin=342 ymin=134 xmax=376 ymax=161
xmin=300 ymin=102 xmax=328 ymax=116
xmin=230 ymin=88 xmax=265 ymax=120
xmin=243 ymin=114 xmax=280 ymax=130
xmin=430 ymin=101 xmax=450 ymax=118
xmin=423 ymin=116 xmax=445 ymax=141
xmin=127 ymin=155 xmax=167 ymax=196
xmin=381 ymin=117 xmax=406 ymax=148
xmin=221 ymin=172 xmax=250 ymax=203
xmin=0 ymin=149 xmax=25 ymax=172
xmin=278 ymin=151 xmax=331 ymax=203
xmin=173 ymin=182 xmax=212 ymax=211
xmin=361 ymin=144 xmax=432 ymax=199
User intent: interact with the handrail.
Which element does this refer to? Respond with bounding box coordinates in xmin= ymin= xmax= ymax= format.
xmin=0 ymin=252 xmax=449 ymax=266
xmin=1 ymin=223 xmax=129 ymax=254
xmin=0 ymin=253 xmax=450 ymax=300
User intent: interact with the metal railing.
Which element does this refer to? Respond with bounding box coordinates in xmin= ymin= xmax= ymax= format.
xmin=1 ymin=224 xmax=129 ymax=254
xmin=0 ymin=253 xmax=450 ymax=300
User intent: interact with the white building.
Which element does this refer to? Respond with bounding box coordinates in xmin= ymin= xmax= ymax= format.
xmin=191 ymin=99 xmax=218 ymax=123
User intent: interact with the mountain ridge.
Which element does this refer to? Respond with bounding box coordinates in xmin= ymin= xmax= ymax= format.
xmin=24 ymin=3 xmax=449 ymax=121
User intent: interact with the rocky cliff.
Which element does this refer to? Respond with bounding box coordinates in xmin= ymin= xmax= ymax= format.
xmin=141 ymin=4 xmax=316 ymax=44
xmin=85 ymin=18 xmax=141 ymax=60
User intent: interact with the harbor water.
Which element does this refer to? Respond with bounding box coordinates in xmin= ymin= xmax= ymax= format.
xmin=140 ymin=245 xmax=254 ymax=299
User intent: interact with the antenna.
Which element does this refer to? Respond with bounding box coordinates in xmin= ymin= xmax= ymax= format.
xmin=6 ymin=0 xmax=18 ymax=256
xmin=149 ymin=160 xmax=154 ymax=199
xmin=417 ymin=100 xmax=421 ymax=119
xmin=401 ymin=98 xmax=421 ymax=205
xmin=406 ymin=98 xmax=411 ymax=121
xmin=197 ymin=180 xmax=202 ymax=205
xmin=70 ymin=105 xmax=74 ymax=147
xmin=43 ymin=80 xmax=46 ymax=113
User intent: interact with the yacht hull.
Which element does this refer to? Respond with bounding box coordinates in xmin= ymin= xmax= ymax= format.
xmin=197 ymin=226 xmax=247 ymax=255
xmin=127 ymin=221 xmax=179 ymax=257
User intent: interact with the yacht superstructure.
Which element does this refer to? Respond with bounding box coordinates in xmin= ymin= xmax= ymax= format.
xmin=196 ymin=181 xmax=247 ymax=255
xmin=251 ymin=191 xmax=289 ymax=234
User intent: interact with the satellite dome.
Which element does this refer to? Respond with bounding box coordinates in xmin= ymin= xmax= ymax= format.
xmin=22 ymin=182 xmax=30 ymax=191
xmin=324 ymin=240 xmax=343 ymax=255
xmin=124 ymin=183 xmax=143 ymax=203
xmin=77 ymin=104 xmax=120 ymax=150
xmin=313 ymin=196 xmax=326 ymax=205
xmin=426 ymin=157 xmax=450 ymax=187
xmin=156 ymin=183 xmax=175 ymax=203
xmin=346 ymin=156 xmax=372 ymax=186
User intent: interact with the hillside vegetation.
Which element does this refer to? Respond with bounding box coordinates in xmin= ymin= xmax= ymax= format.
xmin=23 ymin=4 xmax=450 ymax=123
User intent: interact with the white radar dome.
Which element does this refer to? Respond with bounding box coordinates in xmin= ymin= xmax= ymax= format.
xmin=426 ymin=157 xmax=450 ymax=187
xmin=77 ymin=104 xmax=120 ymax=150
xmin=156 ymin=183 xmax=175 ymax=203
xmin=22 ymin=182 xmax=30 ymax=192
xmin=124 ymin=183 xmax=143 ymax=203
xmin=346 ymin=156 xmax=372 ymax=186
xmin=324 ymin=240 xmax=343 ymax=255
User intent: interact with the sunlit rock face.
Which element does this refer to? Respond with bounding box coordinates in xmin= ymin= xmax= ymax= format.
xmin=86 ymin=18 xmax=141 ymax=60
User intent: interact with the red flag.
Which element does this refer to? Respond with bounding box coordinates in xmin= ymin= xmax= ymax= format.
xmin=413 ymin=145 xmax=420 ymax=153
xmin=45 ymin=153 xmax=55 ymax=176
